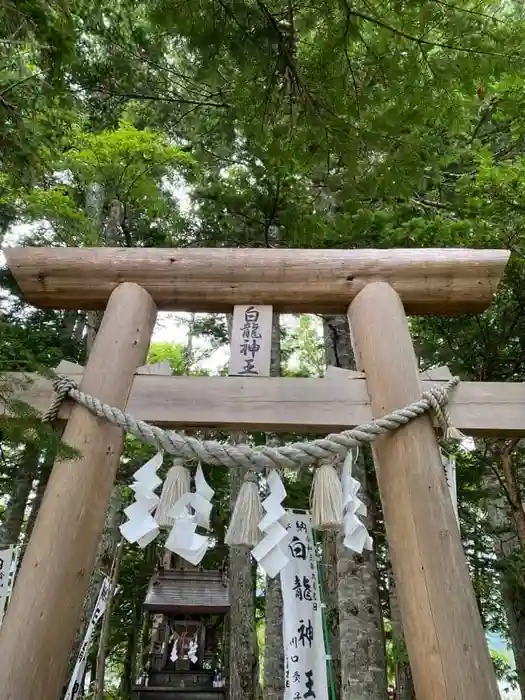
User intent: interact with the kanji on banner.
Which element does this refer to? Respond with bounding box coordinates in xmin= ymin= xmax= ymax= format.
xmin=0 ymin=546 xmax=15 ymax=625
xmin=64 ymin=577 xmax=112 ymax=700
xmin=280 ymin=512 xmax=329 ymax=700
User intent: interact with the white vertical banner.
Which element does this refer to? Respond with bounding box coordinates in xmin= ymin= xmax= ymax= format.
xmin=0 ymin=546 xmax=15 ymax=625
xmin=280 ymin=512 xmax=329 ymax=700
xmin=64 ymin=576 xmax=112 ymax=700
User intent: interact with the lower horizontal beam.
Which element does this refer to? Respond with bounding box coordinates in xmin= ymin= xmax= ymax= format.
xmin=4 ymin=370 xmax=525 ymax=437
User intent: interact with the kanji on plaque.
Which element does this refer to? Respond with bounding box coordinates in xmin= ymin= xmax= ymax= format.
xmin=229 ymin=305 xmax=273 ymax=377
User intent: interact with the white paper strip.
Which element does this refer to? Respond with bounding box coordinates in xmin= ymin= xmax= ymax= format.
xmin=251 ymin=470 xmax=290 ymax=578
xmin=120 ymin=451 xmax=163 ymax=548
xmin=191 ymin=464 xmax=214 ymax=530
xmin=170 ymin=635 xmax=179 ymax=662
xmin=341 ymin=451 xmax=373 ymax=554
xmin=0 ymin=546 xmax=15 ymax=626
xmin=280 ymin=512 xmax=329 ymax=700
xmin=64 ymin=577 xmax=112 ymax=700
xmin=165 ymin=494 xmax=210 ymax=566
xmin=195 ymin=463 xmax=214 ymax=502
xmin=188 ymin=637 xmax=199 ymax=664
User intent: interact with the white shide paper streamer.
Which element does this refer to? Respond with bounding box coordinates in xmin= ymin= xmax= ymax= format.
xmin=191 ymin=463 xmax=214 ymax=530
xmin=120 ymin=451 xmax=163 ymax=548
xmin=251 ymin=470 xmax=290 ymax=578
xmin=341 ymin=450 xmax=373 ymax=554
xmin=165 ymin=464 xmax=215 ymax=566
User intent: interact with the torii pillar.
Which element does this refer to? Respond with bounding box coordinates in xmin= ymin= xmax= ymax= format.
xmin=0 ymin=246 xmax=510 ymax=700
xmin=349 ymin=282 xmax=500 ymax=699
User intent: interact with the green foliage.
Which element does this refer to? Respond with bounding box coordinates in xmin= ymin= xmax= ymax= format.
xmin=491 ymin=649 xmax=517 ymax=686
xmin=3 ymin=0 xmax=525 ymax=694
xmin=282 ymin=316 xmax=324 ymax=377
xmin=147 ymin=342 xmax=187 ymax=375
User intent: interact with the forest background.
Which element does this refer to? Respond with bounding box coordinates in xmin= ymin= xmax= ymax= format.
xmin=1 ymin=1 xmax=525 ymax=699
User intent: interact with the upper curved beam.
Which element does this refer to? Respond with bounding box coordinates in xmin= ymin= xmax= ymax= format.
xmin=3 ymin=246 xmax=510 ymax=314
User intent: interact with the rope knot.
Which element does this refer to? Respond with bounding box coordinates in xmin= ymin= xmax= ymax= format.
xmin=421 ymin=377 xmax=465 ymax=441
xmin=42 ymin=375 xmax=78 ymax=423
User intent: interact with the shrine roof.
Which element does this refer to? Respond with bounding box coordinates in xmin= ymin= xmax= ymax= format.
xmin=144 ymin=569 xmax=230 ymax=614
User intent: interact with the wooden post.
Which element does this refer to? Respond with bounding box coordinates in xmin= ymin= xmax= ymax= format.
xmin=347 ymin=282 xmax=499 ymax=700
xmin=0 ymin=283 xmax=157 ymax=700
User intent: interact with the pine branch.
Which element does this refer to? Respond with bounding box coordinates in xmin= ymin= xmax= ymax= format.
xmin=429 ymin=0 xmax=505 ymax=24
xmin=348 ymin=8 xmax=507 ymax=57
xmin=92 ymin=87 xmax=230 ymax=109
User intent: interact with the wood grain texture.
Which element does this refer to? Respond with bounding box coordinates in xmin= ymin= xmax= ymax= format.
xmin=0 ymin=283 xmax=157 ymax=700
xmin=5 ymin=371 xmax=525 ymax=436
xmin=348 ymin=282 xmax=499 ymax=700
xmin=3 ymin=246 xmax=510 ymax=314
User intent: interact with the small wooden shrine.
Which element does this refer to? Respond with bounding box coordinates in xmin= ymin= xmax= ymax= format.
xmin=134 ymin=553 xmax=229 ymax=700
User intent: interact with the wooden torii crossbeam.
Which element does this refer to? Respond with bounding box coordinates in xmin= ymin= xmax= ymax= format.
xmin=0 ymin=246 xmax=512 ymax=700
xmin=7 ymin=363 xmax=525 ymax=437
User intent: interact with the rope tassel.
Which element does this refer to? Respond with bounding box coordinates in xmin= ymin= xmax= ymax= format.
xmin=311 ymin=462 xmax=343 ymax=530
xmin=155 ymin=459 xmax=191 ymax=528
xmin=225 ymin=471 xmax=263 ymax=547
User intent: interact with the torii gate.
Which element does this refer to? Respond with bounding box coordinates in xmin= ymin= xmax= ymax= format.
xmin=0 ymin=246 xmax=517 ymax=700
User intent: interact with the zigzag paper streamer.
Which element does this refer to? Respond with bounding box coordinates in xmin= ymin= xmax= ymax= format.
xmin=341 ymin=450 xmax=373 ymax=554
xmin=188 ymin=636 xmax=199 ymax=664
xmin=120 ymin=451 xmax=163 ymax=548
xmin=251 ymin=470 xmax=290 ymax=578
xmin=191 ymin=464 xmax=214 ymax=530
xmin=165 ymin=492 xmax=210 ymax=566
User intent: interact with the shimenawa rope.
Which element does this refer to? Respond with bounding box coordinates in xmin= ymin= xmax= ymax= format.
xmin=42 ymin=374 xmax=462 ymax=471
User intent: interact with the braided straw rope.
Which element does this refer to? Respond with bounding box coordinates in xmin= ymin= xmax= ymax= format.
xmin=43 ymin=375 xmax=461 ymax=470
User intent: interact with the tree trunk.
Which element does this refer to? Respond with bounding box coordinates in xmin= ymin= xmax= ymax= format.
xmin=501 ymin=572 xmax=525 ymax=696
xmin=138 ymin=611 xmax=151 ymax=683
xmin=322 ymin=528 xmax=342 ymax=697
xmin=499 ymin=445 xmax=525 ymax=550
xmin=85 ymin=182 xmax=107 ymax=353
xmin=228 ymin=464 xmax=260 ymax=700
xmin=18 ymin=447 xmax=54 ymax=565
xmin=94 ymin=538 xmax=124 ymax=700
xmin=263 ymin=312 xmax=285 ymax=700
xmin=389 ymin=570 xmax=416 ymax=700
xmin=264 ymin=576 xmax=284 ymax=700
xmin=323 ymin=314 xmax=388 ymax=700
xmin=120 ymin=597 xmax=141 ymax=700
xmin=60 ymin=311 xmax=79 ymax=341
xmin=66 ymin=486 xmax=122 ymax=683
xmin=0 ymin=446 xmax=39 ymax=549
xmin=487 ymin=466 xmax=525 ymax=699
